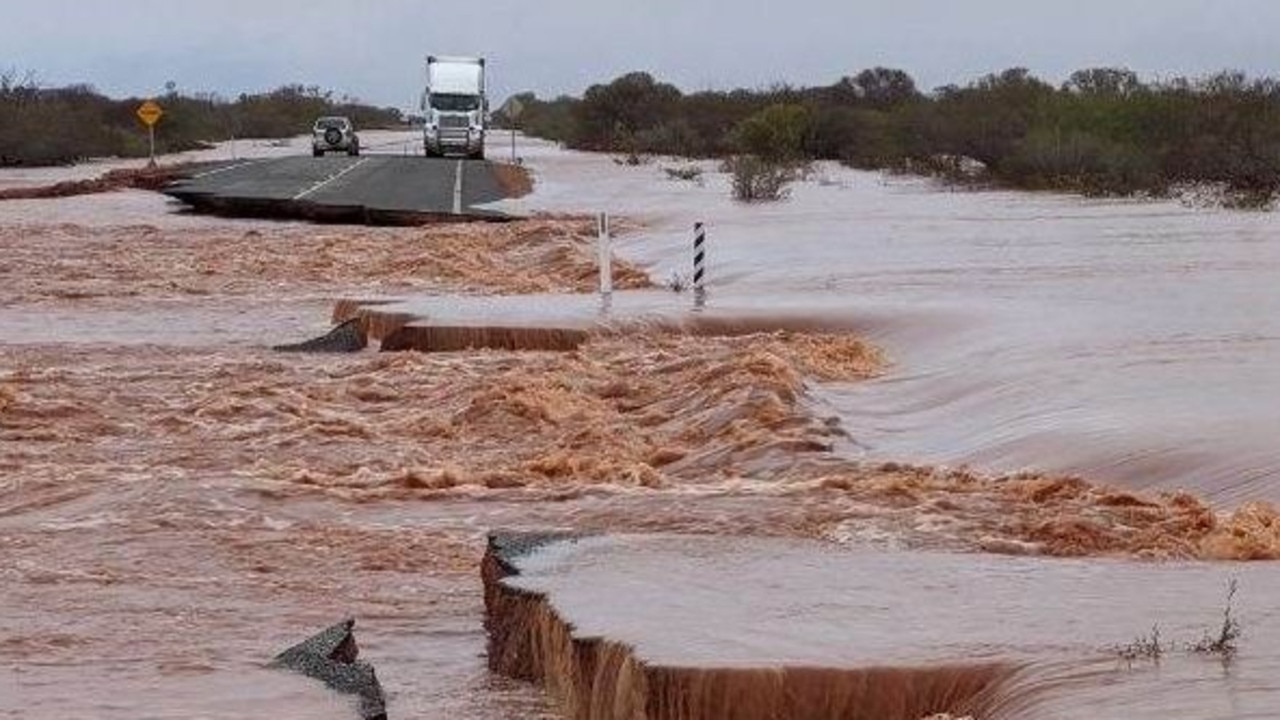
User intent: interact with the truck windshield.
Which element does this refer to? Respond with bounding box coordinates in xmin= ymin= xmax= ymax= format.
xmin=430 ymin=94 xmax=481 ymax=112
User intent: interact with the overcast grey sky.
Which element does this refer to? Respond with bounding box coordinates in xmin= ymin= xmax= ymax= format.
xmin=2 ymin=1 xmax=1276 ymax=109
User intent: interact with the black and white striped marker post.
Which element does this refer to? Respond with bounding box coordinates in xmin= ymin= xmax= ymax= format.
xmin=693 ymin=222 xmax=707 ymax=307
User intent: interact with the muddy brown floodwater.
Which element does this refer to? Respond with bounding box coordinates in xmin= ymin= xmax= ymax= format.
xmin=0 ymin=191 xmax=891 ymax=719
xmin=4 ymin=136 xmax=1280 ymax=719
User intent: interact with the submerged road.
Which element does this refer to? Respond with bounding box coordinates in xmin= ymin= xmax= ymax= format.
xmin=165 ymin=155 xmax=516 ymax=224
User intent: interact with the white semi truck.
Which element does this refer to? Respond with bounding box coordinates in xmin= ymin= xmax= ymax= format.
xmin=422 ymin=56 xmax=487 ymax=160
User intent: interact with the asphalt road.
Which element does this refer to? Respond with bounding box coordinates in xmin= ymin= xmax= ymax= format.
xmin=165 ymin=155 xmax=515 ymax=223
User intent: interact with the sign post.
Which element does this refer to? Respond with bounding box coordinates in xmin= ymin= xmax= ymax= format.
xmin=501 ymin=97 xmax=525 ymax=164
xmin=136 ymin=100 xmax=164 ymax=167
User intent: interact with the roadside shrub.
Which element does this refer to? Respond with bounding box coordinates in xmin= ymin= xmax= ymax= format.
xmin=510 ymin=65 xmax=1280 ymax=208
xmin=612 ymin=153 xmax=650 ymax=167
xmin=663 ymin=164 xmax=703 ymax=182
xmin=724 ymin=155 xmax=799 ymax=202
xmin=573 ymin=72 xmax=682 ymax=152
xmin=0 ymin=72 xmax=401 ymax=167
xmin=635 ymin=119 xmax=701 ymax=157
xmin=730 ymin=103 xmax=812 ymax=162
xmin=1221 ymin=188 xmax=1277 ymax=211
xmin=1005 ymin=128 xmax=1163 ymax=195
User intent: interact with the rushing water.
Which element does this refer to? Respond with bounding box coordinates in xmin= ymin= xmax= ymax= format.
xmin=511 ymin=534 xmax=1280 ymax=719
xmin=508 ymin=139 xmax=1280 ymax=504
xmin=5 ymin=132 xmax=1280 ymax=719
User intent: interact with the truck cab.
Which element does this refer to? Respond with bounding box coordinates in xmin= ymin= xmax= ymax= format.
xmin=422 ymin=56 xmax=487 ymax=160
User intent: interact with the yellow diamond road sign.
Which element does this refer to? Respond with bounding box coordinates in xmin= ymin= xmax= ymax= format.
xmin=136 ymin=100 xmax=163 ymax=127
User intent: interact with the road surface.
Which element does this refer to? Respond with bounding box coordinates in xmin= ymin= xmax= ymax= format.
xmin=165 ymin=155 xmax=516 ymax=224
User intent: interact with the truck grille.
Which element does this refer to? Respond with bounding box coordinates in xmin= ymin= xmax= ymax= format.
xmin=438 ymin=129 xmax=470 ymax=146
xmin=439 ymin=115 xmax=470 ymax=129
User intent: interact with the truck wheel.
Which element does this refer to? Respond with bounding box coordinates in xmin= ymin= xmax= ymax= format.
xmin=470 ymin=147 xmax=485 ymax=161
xmin=313 ymin=149 xmax=323 ymax=158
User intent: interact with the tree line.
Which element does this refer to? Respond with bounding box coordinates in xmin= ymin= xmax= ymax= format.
xmin=497 ymin=67 xmax=1280 ymax=205
xmin=0 ymin=72 xmax=402 ymax=166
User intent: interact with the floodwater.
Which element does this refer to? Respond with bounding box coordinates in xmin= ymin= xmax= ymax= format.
xmin=3 ymin=130 xmax=1280 ymax=719
xmin=511 ymin=534 xmax=1280 ymax=719
xmin=510 ymin=140 xmax=1280 ymax=503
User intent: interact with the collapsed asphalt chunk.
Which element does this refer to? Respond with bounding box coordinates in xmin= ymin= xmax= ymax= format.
xmin=487 ymin=531 xmax=582 ymax=575
xmin=270 ymin=618 xmax=388 ymax=720
xmin=273 ymin=318 xmax=368 ymax=353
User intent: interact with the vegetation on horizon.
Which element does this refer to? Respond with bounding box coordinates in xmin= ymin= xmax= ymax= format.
xmin=497 ymin=67 xmax=1280 ymax=207
xmin=0 ymin=71 xmax=402 ymax=166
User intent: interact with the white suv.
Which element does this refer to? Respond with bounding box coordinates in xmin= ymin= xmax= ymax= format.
xmin=312 ymin=117 xmax=360 ymax=157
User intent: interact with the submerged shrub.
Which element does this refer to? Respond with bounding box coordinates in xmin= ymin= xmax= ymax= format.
xmin=663 ymin=164 xmax=704 ymax=183
xmin=1115 ymin=624 xmax=1165 ymax=664
xmin=724 ymin=155 xmax=801 ymax=203
xmin=1192 ymin=579 xmax=1243 ymax=660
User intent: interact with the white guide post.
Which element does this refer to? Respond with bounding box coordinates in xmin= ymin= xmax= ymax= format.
xmin=598 ymin=212 xmax=614 ymax=300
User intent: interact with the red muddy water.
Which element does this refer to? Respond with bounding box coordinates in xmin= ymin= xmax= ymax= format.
xmin=3 ymin=134 xmax=1280 ymax=719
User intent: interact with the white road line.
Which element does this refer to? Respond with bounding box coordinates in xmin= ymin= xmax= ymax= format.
xmin=293 ymin=158 xmax=369 ymax=201
xmin=193 ymin=160 xmax=260 ymax=179
xmin=452 ymin=160 xmax=464 ymax=215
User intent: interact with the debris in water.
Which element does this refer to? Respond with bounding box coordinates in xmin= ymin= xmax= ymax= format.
xmin=270 ymin=618 xmax=388 ymax=720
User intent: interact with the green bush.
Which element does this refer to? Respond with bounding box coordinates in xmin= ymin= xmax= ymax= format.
xmin=0 ymin=73 xmax=401 ymax=166
xmin=505 ymin=65 xmax=1280 ymax=206
xmin=725 ymin=155 xmax=799 ymax=202
xmin=730 ymin=104 xmax=812 ymax=162
xmin=1006 ymin=128 xmax=1162 ymax=195
xmin=573 ymin=72 xmax=682 ymax=152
